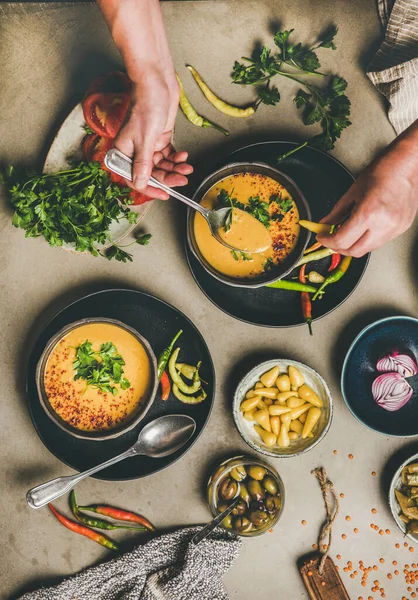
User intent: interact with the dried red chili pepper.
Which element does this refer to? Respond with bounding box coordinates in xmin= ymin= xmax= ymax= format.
xmin=48 ymin=504 xmax=119 ymax=551
xmin=328 ymin=253 xmax=341 ymax=272
xmin=299 ymin=264 xmax=313 ymax=336
xmin=160 ymin=370 xmax=171 ymax=401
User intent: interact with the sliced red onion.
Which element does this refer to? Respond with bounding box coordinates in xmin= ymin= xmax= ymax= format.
xmin=376 ymin=350 xmax=418 ymax=378
xmin=372 ymin=372 xmax=413 ymax=412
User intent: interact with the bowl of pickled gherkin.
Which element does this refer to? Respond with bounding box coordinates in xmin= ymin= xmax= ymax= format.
xmin=233 ymin=359 xmax=333 ymax=458
xmin=207 ymin=455 xmax=284 ymax=536
xmin=390 ymin=452 xmax=418 ymax=542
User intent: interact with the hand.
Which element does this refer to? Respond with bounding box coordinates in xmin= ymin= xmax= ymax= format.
xmin=318 ymin=138 xmax=418 ymax=257
xmin=114 ymin=74 xmax=193 ymax=200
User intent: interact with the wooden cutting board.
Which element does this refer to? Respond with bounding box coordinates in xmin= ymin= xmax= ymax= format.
xmin=300 ymin=554 xmax=350 ymax=600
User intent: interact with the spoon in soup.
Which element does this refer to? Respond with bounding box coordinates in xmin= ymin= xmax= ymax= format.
xmin=104 ymin=148 xmax=271 ymax=253
xmin=26 ymin=414 xmax=196 ymax=509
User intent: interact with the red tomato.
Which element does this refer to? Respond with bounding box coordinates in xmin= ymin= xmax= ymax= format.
xmin=83 ymin=92 xmax=130 ymax=138
xmin=130 ymin=190 xmax=153 ymax=205
xmin=85 ymin=71 xmax=132 ymax=97
xmin=110 ymin=171 xmax=127 ymax=185
xmin=83 ymin=134 xmax=114 ymax=167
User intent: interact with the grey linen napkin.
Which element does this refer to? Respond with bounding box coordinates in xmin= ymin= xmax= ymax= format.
xmin=367 ymin=0 xmax=418 ymax=134
xmin=18 ymin=527 xmax=241 ymax=600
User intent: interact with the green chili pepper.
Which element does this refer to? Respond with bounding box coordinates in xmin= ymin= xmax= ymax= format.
xmin=176 ymin=74 xmax=229 ymax=136
xmin=176 ymin=363 xmax=197 ymax=379
xmin=70 ymin=491 xmax=147 ymax=532
xmin=312 ymin=256 xmax=352 ymax=301
xmin=266 ymin=280 xmax=318 ymax=293
xmin=173 ymin=384 xmax=207 ymax=404
xmin=157 ymin=330 xmax=183 ymax=380
xmin=295 ymin=247 xmax=335 ymax=268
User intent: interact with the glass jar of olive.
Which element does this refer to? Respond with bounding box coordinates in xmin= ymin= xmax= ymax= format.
xmin=207 ymin=455 xmax=285 ymax=537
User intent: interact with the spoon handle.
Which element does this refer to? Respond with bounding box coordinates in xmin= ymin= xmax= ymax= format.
xmin=191 ymin=498 xmax=240 ymax=546
xmin=104 ymin=148 xmax=209 ymax=217
xmin=26 ymin=447 xmax=137 ymax=509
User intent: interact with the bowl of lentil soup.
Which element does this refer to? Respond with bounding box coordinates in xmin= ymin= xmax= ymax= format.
xmin=36 ymin=318 xmax=158 ymax=441
xmin=187 ymin=162 xmax=311 ymax=288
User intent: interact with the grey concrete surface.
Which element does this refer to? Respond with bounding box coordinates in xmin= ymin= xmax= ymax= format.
xmin=0 ymin=2 xmax=417 ymax=599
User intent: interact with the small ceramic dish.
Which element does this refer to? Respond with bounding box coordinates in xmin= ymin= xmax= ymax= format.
xmin=207 ymin=454 xmax=285 ymax=537
xmin=36 ymin=317 xmax=158 ymax=441
xmin=186 ymin=161 xmax=311 ymax=289
xmin=341 ymin=316 xmax=418 ymax=436
xmin=233 ymin=359 xmax=333 ymax=458
xmin=389 ymin=452 xmax=418 ymax=543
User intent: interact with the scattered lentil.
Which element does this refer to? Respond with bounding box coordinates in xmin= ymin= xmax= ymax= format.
xmin=346 ymin=515 xmax=351 ymax=521
xmin=348 ymin=454 xmax=354 ymax=459
xmin=372 ymin=508 xmax=377 ymax=514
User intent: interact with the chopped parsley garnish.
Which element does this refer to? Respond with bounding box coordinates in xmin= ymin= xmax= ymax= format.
xmin=73 ymin=340 xmax=131 ymax=396
xmin=217 ymin=189 xmax=270 ymax=229
xmin=264 ymin=257 xmax=274 ymax=271
xmin=231 ymin=250 xmax=253 ymax=261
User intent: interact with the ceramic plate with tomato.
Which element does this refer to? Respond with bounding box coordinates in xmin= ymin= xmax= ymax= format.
xmin=43 ymin=82 xmax=154 ymax=252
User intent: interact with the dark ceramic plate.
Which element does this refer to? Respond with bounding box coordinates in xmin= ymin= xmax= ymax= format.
xmin=341 ymin=316 xmax=418 ymax=436
xmin=27 ymin=289 xmax=215 ymax=480
xmin=186 ymin=141 xmax=369 ymax=327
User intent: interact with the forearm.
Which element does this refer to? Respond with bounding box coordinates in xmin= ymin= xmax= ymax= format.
xmin=97 ymin=0 xmax=174 ymax=85
xmin=375 ymin=119 xmax=418 ymax=186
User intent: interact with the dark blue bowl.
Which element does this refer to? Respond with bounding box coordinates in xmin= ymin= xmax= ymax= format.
xmin=341 ymin=316 xmax=418 ymax=437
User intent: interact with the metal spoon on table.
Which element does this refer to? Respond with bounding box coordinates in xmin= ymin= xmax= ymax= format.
xmin=104 ymin=148 xmax=250 ymax=252
xmin=26 ymin=414 xmax=196 ymax=509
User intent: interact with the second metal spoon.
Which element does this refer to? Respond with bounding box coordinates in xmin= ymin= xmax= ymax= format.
xmin=104 ymin=148 xmax=238 ymax=251
xmin=27 ymin=414 xmax=196 ymax=509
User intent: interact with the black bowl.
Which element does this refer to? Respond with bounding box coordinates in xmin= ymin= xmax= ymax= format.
xmin=341 ymin=316 xmax=418 ymax=436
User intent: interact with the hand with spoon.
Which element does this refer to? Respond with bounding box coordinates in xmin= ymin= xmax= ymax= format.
xmin=27 ymin=415 xmax=196 ymax=509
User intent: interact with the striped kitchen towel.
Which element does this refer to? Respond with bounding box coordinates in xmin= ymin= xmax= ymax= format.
xmin=367 ymin=0 xmax=418 ymax=134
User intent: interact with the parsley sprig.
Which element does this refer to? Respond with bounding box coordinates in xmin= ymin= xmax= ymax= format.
xmin=231 ymin=26 xmax=351 ymax=150
xmin=3 ymin=162 xmax=144 ymax=260
xmin=217 ymin=189 xmax=270 ymax=228
xmin=73 ymin=340 xmax=131 ymax=396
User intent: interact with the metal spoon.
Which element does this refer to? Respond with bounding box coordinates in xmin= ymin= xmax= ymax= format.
xmin=191 ymin=497 xmax=240 ymax=546
xmin=104 ymin=148 xmax=239 ymax=251
xmin=26 ymin=414 xmax=196 ymax=509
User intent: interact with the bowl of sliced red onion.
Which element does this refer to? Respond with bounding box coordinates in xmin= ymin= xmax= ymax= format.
xmin=341 ymin=316 xmax=418 ymax=436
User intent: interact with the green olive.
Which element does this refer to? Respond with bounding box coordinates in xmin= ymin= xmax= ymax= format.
xmin=248 ymin=509 xmax=269 ymax=528
xmin=231 ymin=500 xmax=247 ymax=516
xmin=247 ymin=465 xmax=267 ymax=481
xmin=265 ymin=494 xmax=281 ymax=513
xmin=218 ymin=478 xmax=238 ymax=501
xmin=222 ymin=514 xmax=233 ymax=529
xmin=230 ymin=465 xmax=247 ymax=482
xmin=239 ymin=482 xmax=251 ymax=504
xmin=247 ymin=479 xmax=265 ymax=502
xmin=262 ymin=475 xmax=279 ymax=495
xmin=233 ymin=516 xmax=252 ymax=533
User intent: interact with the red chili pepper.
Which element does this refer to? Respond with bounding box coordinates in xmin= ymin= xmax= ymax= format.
xmin=160 ymin=370 xmax=171 ymax=401
xmin=48 ymin=504 xmax=119 ymax=551
xmin=77 ymin=505 xmax=155 ymax=532
xmin=299 ymin=265 xmax=313 ymax=336
xmin=328 ymin=253 xmax=341 ymax=272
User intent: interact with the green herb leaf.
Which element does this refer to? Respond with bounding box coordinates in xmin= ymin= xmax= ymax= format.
xmin=316 ymin=25 xmax=338 ymax=50
xmin=135 ymin=233 xmax=152 ymax=246
xmin=105 ymin=246 xmax=133 ymax=262
xmin=257 ymin=85 xmax=280 ymax=106
xmin=83 ymin=125 xmax=95 ymax=135
xmin=72 ymin=340 xmax=130 ymax=395
xmin=231 ymin=249 xmax=239 ymax=261
xmin=264 ymin=257 xmax=274 ymax=271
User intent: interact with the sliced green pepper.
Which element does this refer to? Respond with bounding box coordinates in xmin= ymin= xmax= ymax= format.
xmin=173 ymin=384 xmax=207 ymax=404
xmin=168 ymin=348 xmax=202 ymax=394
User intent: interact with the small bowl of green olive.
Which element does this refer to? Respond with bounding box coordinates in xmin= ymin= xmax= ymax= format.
xmin=207 ymin=455 xmax=284 ymax=536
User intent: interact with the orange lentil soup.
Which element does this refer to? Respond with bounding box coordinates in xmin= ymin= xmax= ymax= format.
xmin=44 ymin=323 xmax=151 ymax=432
xmin=194 ymin=172 xmax=300 ymax=279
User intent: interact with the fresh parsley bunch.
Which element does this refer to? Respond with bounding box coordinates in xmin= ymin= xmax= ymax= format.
xmin=3 ymin=162 xmax=149 ymax=262
xmin=73 ymin=340 xmax=131 ymax=396
xmin=232 ymin=26 xmax=351 ymax=151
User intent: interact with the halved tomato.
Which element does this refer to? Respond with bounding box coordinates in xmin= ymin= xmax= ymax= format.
xmin=85 ymin=71 xmax=132 ymax=97
xmin=130 ymin=190 xmax=153 ymax=205
xmin=83 ymin=92 xmax=130 ymax=138
xmin=83 ymin=134 xmax=114 ymax=167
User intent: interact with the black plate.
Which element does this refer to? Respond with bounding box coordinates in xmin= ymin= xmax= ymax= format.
xmin=27 ymin=289 xmax=215 ymax=480
xmin=341 ymin=316 xmax=418 ymax=436
xmin=186 ymin=141 xmax=369 ymax=327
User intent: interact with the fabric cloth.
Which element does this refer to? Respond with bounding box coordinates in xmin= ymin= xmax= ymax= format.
xmin=18 ymin=527 xmax=241 ymax=600
xmin=367 ymin=0 xmax=418 ymax=134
